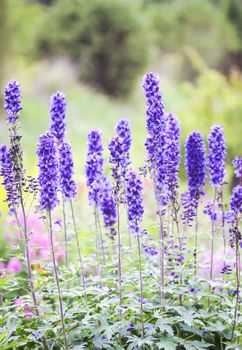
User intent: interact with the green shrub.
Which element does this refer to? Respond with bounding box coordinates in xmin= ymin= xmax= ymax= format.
xmin=33 ymin=0 xmax=149 ymax=97
xmin=149 ymin=0 xmax=239 ymax=69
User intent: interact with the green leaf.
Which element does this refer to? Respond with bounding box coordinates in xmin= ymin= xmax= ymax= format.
xmin=157 ymin=336 xmax=177 ymax=350
xmin=155 ymin=318 xmax=174 ymax=335
xmin=0 ymin=275 xmax=12 ymax=288
xmin=206 ymin=321 xmax=226 ymax=333
xmin=182 ymin=340 xmax=213 ymax=350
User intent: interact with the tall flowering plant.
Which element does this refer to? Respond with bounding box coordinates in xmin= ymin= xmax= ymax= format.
xmin=207 ymin=125 xmax=227 ymax=279
xmin=125 ymin=170 xmax=144 ymax=338
xmin=0 ymin=81 xmax=40 ymax=318
xmin=85 ymin=130 xmax=108 ymax=264
xmin=142 ymin=72 xmax=168 ymax=300
xmin=182 ymin=131 xmax=206 ymax=276
xmin=37 ymin=132 xmax=68 ymax=350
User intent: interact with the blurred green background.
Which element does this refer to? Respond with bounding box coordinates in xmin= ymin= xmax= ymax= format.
xmin=0 ymin=0 xmax=242 ymax=212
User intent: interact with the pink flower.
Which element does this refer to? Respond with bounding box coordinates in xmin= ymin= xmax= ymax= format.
xmin=7 ymin=257 xmax=22 ymax=273
xmin=14 ymin=298 xmax=34 ymax=320
xmin=198 ymin=248 xmax=240 ymax=279
xmin=29 ymin=234 xmax=49 ymax=261
xmin=55 ymin=244 xmax=65 ymax=261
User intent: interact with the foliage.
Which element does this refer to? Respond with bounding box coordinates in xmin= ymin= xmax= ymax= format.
xmin=179 ymin=61 xmax=242 ymax=166
xmin=32 ymin=0 xmax=149 ymax=97
xmin=148 ymin=0 xmax=239 ymax=69
xmin=0 ymin=258 xmax=241 ymax=349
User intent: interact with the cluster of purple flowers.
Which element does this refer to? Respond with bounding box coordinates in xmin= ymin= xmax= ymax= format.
xmin=3 ymin=80 xmax=22 ymax=123
xmin=50 ymin=92 xmax=66 ymax=142
xmin=116 ymin=119 xmax=131 ymax=173
xmin=142 ymin=73 xmax=167 ymax=169
xmin=125 ymin=171 xmax=144 ymax=235
xmin=108 ymin=119 xmax=131 ymax=199
xmin=59 ymin=141 xmax=77 ymax=201
xmin=232 ymin=157 xmax=242 ymax=180
xmin=230 ymin=185 xmax=242 ymax=215
xmin=182 ymin=131 xmax=206 ymax=224
xmin=0 ymin=144 xmax=19 ymax=209
xmin=98 ymin=175 xmax=117 ymax=228
xmin=164 ymin=112 xmax=181 ymax=203
xmin=207 ymin=125 xmax=226 ymax=187
xmin=185 ymin=131 xmax=206 ymax=196
xmin=85 ymin=130 xmax=104 ymax=205
xmin=142 ymin=73 xmax=182 ymax=209
xmin=36 ymin=132 xmax=59 ymax=211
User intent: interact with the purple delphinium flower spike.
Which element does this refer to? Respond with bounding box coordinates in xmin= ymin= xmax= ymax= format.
xmin=232 ymin=157 xmax=242 ymax=180
xmin=85 ymin=130 xmax=104 ymax=205
xmin=50 ymin=92 xmax=66 ymax=142
xmin=3 ymin=80 xmax=22 ymax=123
xmin=59 ymin=140 xmax=77 ymax=201
xmin=0 ymin=144 xmax=19 ymax=209
xmin=116 ymin=119 xmax=131 ymax=152
xmin=109 ymin=119 xmax=132 ymax=202
xmin=115 ymin=118 xmax=131 ymax=176
xmin=182 ymin=131 xmax=206 ymax=224
xmin=185 ymin=131 xmax=206 ymax=195
xmin=165 ymin=112 xmax=181 ymax=203
xmin=142 ymin=73 xmax=167 ymax=167
xmin=142 ymin=73 xmax=164 ymax=139
xmin=230 ymin=185 xmax=242 ymax=215
xmin=227 ymin=185 xmax=242 ymax=247
xmin=98 ymin=175 xmax=117 ymax=228
xmin=142 ymin=73 xmax=168 ymax=207
xmin=37 ymin=132 xmax=59 ymax=211
xmin=108 ymin=136 xmax=123 ymax=193
xmin=208 ymin=125 xmax=226 ymax=187
xmin=125 ymin=170 xmax=144 ymax=235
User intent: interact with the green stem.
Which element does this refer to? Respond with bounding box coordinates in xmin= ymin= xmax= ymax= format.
xmin=231 ymin=227 xmax=240 ymax=342
xmin=70 ymin=201 xmax=86 ymax=294
xmin=210 ymin=188 xmax=217 ymax=282
xmin=194 ymin=208 xmax=198 ymax=278
xmin=137 ymin=235 xmax=144 ymax=339
xmin=62 ymin=197 xmax=68 ymax=268
xmin=48 ymin=210 xmax=68 ymax=350
xmin=96 ymin=207 xmax=106 ymax=266
xmin=20 ymin=198 xmax=40 ymax=317
xmin=117 ymin=204 xmax=122 ymax=314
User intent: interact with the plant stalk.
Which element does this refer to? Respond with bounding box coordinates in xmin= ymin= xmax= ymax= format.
xmin=62 ymin=197 xmax=68 ymax=268
xmin=117 ymin=204 xmax=122 ymax=314
xmin=70 ymin=200 xmax=86 ymax=294
xmin=48 ymin=210 xmax=68 ymax=350
xmin=231 ymin=226 xmax=241 ymax=342
xmin=137 ymin=235 xmax=144 ymax=339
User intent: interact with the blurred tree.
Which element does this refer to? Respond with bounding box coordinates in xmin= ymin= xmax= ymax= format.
xmin=0 ymin=0 xmax=9 ymax=92
xmin=149 ymin=0 xmax=239 ymax=71
xmin=25 ymin=0 xmax=54 ymax=4
xmin=216 ymin=0 xmax=242 ymax=71
xmin=33 ymin=0 xmax=148 ymax=97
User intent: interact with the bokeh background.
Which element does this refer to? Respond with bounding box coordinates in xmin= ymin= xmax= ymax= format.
xmin=0 ymin=0 xmax=242 ymax=231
